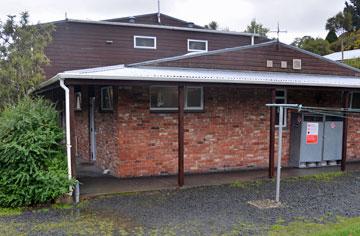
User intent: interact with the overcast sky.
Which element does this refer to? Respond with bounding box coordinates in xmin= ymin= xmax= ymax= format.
xmin=0 ymin=0 xmax=346 ymax=44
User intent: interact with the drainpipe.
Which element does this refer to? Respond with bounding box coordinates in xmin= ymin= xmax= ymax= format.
xmin=59 ymin=79 xmax=73 ymax=193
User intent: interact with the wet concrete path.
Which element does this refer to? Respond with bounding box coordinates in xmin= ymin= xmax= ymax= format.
xmin=78 ymin=161 xmax=360 ymax=198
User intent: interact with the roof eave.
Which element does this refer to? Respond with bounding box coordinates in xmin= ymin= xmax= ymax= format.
xmin=65 ymin=19 xmax=261 ymax=37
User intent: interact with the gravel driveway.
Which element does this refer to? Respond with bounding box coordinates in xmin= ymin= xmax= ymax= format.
xmin=1 ymin=171 xmax=360 ymax=235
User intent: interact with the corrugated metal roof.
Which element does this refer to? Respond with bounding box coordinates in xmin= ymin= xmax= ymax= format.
xmin=128 ymin=41 xmax=360 ymax=73
xmin=52 ymin=19 xmax=260 ymax=37
xmin=39 ymin=65 xmax=360 ymax=89
xmin=324 ymin=49 xmax=360 ymax=61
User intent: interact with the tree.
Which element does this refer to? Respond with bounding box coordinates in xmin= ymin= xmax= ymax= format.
xmin=204 ymin=21 xmax=218 ymax=30
xmin=0 ymin=12 xmax=54 ymax=110
xmin=345 ymin=0 xmax=360 ymax=30
xmin=0 ymin=97 xmax=74 ymax=207
xmin=291 ymin=36 xmax=333 ymax=55
xmin=325 ymin=30 xmax=338 ymax=43
xmin=244 ymin=19 xmax=269 ymax=37
xmin=326 ymin=11 xmax=353 ymax=33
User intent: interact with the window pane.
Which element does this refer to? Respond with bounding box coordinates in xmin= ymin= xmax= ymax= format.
xmin=150 ymin=87 xmax=178 ymax=109
xmin=189 ymin=41 xmax=207 ymax=51
xmin=186 ymin=87 xmax=202 ymax=108
xmin=352 ymin=93 xmax=360 ymax=109
xmin=136 ymin=37 xmax=155 ymax=47
xmin=101 ymin=87 xmax=113 ymax=110
xmin=276 ymin=90 xmax=285 ymax=97
xmin=276 ymin=98 xmax=285 ymax=104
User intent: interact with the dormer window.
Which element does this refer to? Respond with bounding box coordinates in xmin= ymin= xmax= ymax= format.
xmin=134 ymin=36 xmax=156 ymax=49
xmin=187 ymin=39 xmax=208 ymax=52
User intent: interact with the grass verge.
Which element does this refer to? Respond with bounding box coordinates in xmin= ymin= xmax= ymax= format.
xmin=286 ymin=171 xmax=346 ymax=182
xmin=0 ymin=207 xmax=22 ymax=217
xmin=270 ymin=216 xmax=360 ymax=236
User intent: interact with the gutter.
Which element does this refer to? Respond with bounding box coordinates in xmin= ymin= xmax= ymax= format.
xmin=59 ymin=79 xmax=73 ymax=194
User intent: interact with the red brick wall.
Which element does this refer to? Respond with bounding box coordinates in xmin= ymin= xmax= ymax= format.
xmin=86 ymin=86 xmax=272 ymax=177
xmin=74 ymin=86 xmax=360 ymax=178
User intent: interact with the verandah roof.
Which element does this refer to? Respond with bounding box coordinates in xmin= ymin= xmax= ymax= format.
xmin=39 ymin=65 xmax=360 ymax=89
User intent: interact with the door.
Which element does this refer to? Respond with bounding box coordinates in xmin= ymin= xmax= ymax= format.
xmin=89 ymin=97 xmax=96 ymax=161
xmin=323 ymin=116 xmax=343 ymax=161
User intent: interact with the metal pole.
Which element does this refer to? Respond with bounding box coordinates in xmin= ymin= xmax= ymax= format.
xmin=275 ymin=106 xmax=283 ymax=202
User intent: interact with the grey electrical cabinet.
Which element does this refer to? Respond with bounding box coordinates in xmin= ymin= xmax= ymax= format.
xmin=323 ymin=116 xmax=343 ymax=161
xmin=290 ymin=113 xmax=343 ymax=168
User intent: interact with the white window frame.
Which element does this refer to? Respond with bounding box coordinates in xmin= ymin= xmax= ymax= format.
xmin=100 ymin=86 xmax=113 ymax=111
xmin=350 ymin=91 xmax=360 ymax=110
xmin=187 ymin=39 xmax=208 ymax=52
xmin=275 ymin=89 xmax=287 ymax=128
xmin=134 ymin=35 xmax=157 ymax=49
xmin=293 ymin=59 xmax=302 ymax=70
xmin=149 ymin=86 xmax=204 ymax=111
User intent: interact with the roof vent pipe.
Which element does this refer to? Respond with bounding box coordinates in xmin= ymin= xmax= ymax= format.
xmin=128 ymin=16 xmax=136 ymax=23
xmin=157 ymin=0 xmax=161 ymax=23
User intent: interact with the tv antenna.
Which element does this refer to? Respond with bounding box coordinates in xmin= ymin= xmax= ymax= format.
xmin=269 ymin=22 xmax=287 ymax=42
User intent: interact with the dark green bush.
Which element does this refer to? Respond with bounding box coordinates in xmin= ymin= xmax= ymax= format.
xmin=0 ymin=97 xmax=74 ymax=207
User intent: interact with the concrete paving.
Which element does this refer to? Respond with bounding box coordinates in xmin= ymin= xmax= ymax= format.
xmin=78 ymin=161 xmax=360 ymax=198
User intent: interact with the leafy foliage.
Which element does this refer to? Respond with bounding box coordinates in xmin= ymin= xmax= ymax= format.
xmin=0 ymin=12 xmax=54 ymax=110
xmin=325 ymin=30 xmax=338 ymax=43
xmin=0 ymin=97 xmax=73 ymax=207
xmin=344 ymin=58 xmax=360 ymax=68
xmin=291 ymin=36 xmax=333 ymax=55
xmin=326 ymin=10 xmax=353 ymax=33
xmin=329 ymin=30 xmax=360 ymax=51
xmin=345 ymin=0 xmax=360 ymax=30
xmin=204 ymin=21 xmax=218 ymax=30
xmin=244 ymin=19 xmax=269 ymax=37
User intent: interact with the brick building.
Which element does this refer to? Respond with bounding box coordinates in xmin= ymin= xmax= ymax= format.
xmin=37 ymin=13 xmax=360 ymax=185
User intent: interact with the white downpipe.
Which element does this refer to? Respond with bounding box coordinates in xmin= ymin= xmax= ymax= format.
xmin=59 ymin=79 xmax=73 ymax=193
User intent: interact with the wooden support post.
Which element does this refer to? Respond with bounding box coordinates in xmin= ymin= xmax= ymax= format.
xmin=69 ymin=85 xmax=77 ymax=178
xmin=178 ymin=85 xmax=185 ymax=187
xmin=341 ymin=91 xmax=350 ymax=171
xmin=113 ymin=86 xmax=119 ymax=119
xmin=269 ymin=89 xmax=276 ymax=178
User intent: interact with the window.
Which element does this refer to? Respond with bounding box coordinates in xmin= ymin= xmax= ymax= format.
xmin=350 ymin=92 xmax=360 ymax=110
xmin=101 ymin=86 xmax=113 ymax=111
xmin=281 ymin=61 xmax=288 ymax=68
xmin=275 ymin=89 xmax=287 ymax=127
xmin=150 ymin=86 xmax=178 ymax=111
xmin=75 ymin=92 xmax=82 ymax=111
xmin=134 ymin=36 xmax=156 ymax=49
xmin=187 ymin=39 xmax=208 ymax=52
xmin=185 ymin=87 xmax=204 ymax=110
xmin=150 ymin=86 xmax=204 ymax=111
xmin=293 ymin=59 xmax=302 ymax=70
xmin=266 ymin=60 xmax=273 ymax=68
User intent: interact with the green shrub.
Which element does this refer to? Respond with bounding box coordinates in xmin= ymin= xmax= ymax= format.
xmin=0 ymin=97 xmax=74 ymax=207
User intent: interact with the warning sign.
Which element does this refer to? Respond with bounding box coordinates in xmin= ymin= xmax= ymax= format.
xmin=306 ymin=122 xmax=319 ymax=144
